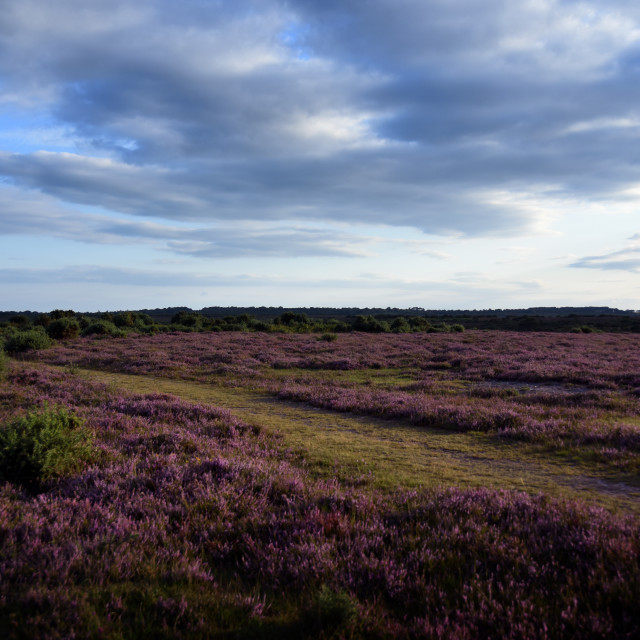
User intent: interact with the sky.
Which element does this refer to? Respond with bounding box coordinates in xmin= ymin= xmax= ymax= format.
xmin=1 ymin=0 xmax=640 ymax=312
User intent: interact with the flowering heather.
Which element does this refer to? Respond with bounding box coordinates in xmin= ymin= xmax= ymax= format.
xmin=27 ymin=331 xmax=640 ymax=388
xmin=0 ymin=364 xmax=639 ymax=638
xmin=26 ymin=332 xmax=640 ymax=467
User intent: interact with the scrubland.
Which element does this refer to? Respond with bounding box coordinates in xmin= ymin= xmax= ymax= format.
xmin=1 ymin=330 xmax=639 ymax=638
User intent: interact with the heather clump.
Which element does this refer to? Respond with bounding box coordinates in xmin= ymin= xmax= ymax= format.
xmin=19 ymin=331 xmax=640 ymax=472
xmin=0 ymin=364 xmax=638 ymax=638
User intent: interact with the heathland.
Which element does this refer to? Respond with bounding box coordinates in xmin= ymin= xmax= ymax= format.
xmin=0 ymin=315 xmax=639 ymax=638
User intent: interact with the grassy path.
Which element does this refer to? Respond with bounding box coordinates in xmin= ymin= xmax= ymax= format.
xmin=57 ymin=365 xmax=640 ymax=516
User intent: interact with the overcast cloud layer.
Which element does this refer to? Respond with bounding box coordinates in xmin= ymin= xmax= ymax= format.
xmin=1 ymin=0 xmax=639 ymax=310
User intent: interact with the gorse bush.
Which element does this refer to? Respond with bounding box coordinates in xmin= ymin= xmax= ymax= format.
xmin=46 ymin=316 xmax=81 ymax=340
xmin=81 ymin=320 xmax=125 ymax=337
xmin=0 ymin=406 xmax=94 ymax=492
xmin=4 ymin=327 xmax=53 ymax=353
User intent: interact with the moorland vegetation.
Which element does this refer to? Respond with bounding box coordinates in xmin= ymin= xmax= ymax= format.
xmin=0 ymin=312 xmax=639 ymax=638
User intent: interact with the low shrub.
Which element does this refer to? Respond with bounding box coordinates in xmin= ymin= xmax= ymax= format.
xmin=572 ymin=325 xmax=598 ymax=334
xmin=47 ymin=316 xmax=81 ymax=340
xmin=4 ymin=327 xmax=53 ymax=353
xmin=390 ymin=317 xmax=411 ymax=333
xmin=353 ymin=315 xmax=389 ymax=333
xmin=302 ymin=586 xmax=357 ymax=634
xmin=81 ymin=320 xmax=125 ymax=337
xmin=0 ymin=406 xmax=94 ymax=492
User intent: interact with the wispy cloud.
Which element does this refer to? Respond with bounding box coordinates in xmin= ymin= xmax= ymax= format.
xmin=570 ymin=246 xmax=640 ymax=272
xmin=2 ymin=1 xmax=640 ymax=308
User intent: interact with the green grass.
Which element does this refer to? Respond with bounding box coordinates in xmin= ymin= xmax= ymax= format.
xmin=43 ymin=364 xmax=640 ymax=516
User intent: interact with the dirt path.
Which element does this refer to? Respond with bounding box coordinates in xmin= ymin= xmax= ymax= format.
xmin=60 ymin=366 xmax=640 ymax=516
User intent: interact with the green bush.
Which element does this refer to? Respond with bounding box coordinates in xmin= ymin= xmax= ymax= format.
xmin=8 ymin=314 xmax=31 ymax=328
xmin=277 ymin=311 xmax=310 ymax=327
xmin=408 ymin=317 xmax=432 ymax=331
xmin=46 ymin=317 xmax=81 ymax=340
xmin=113 ymin=311 xmax=135 ymax=328
xmin=353 ymin=315 xmax=389 ymax=333
xmin=390 ymin=317 xmax=411 ymax=333
xmin=0 ymin=406 xmax=94 ymax=492
xmin=4 ymin=327 xmax=53 ymax=353
xmin=0 ymin=348 xmax=7 ymax=380
xmin=302 ymin=586 xmax=357 ymax=633
xmin=170 ymin=311 xmax=203 ymax=327
xmin=571 ymin=325 xmax=598 ymax=334
xmin=81 ymin=320 xmax=125 ymax=337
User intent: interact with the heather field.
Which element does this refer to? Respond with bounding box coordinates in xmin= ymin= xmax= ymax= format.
xmin=2 ymin=330 xmax=640 ymax=638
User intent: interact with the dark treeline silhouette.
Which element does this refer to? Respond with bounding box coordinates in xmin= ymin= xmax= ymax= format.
xmin=1 ymin=306 xmax=639 ymax=338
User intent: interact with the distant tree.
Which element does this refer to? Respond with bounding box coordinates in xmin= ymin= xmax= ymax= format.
xmin=35 ymin=313 xmax=52 ymax=327
xmin=113 ymin=312 xmax=135 ymax=328
xmin=50 ymin=309 xmax=76 ymax=320
xmin=81 ymin=320 xmax=123 ymax=337
xmin=171 ymin=311 xmax=203 ymax=327
xmin=353 ymin=315 xmax=389 ymax=333
xmin=277 ymin=312 xmax=310 ymax=326
xmin=47 ymin=317 xmax=81 ymax=340
xmin=390 ymin=317 xmax=411 ymax=333
xmin=8 ymin=315 xmax=30 ymax=328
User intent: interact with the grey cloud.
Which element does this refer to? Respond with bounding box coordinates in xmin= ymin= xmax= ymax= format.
xmin=0 ymin=150 xmax=540 ymax=236
xmin=0 ymin=184 xmax=374 ymax=257
xmin=0 ymin=264 xmax=539 ymax=295
xmin=0 ymin=265 xmax=273 ymax=287
xmin=570 ymin=247 xmax=640 ymax=272
xmin=1 ymin=0 xmax=640 ymax=239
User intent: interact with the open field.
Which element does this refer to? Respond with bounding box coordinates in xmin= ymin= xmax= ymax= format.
xmin=1 ymin=331 xmax=640 ymax=638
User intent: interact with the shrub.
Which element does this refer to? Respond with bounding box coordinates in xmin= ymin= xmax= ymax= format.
xmin=46 ymin=317 xmax=81 ymax=340
xmin=113 ymin=311 xmax=135 ymax=328
xmin=390 ymin=317 xmax=411 ymax=333
xmin=50 ymin=309 xmax=77 ymax=320
xmin=353 ymin=315 xmax=389 ymax=333
xmin=81 ymin=320 xmax=124 ymax=337
xmin=4 ymin=327 xmax=53 ymax=353
xmin=408 ymin=316 xmax=432 ymax=331
xmin=0 ymin=406 xmax=94 ymax=492
xmin=302 ymin=586 xmax=357 ymax=633
xmin=171 ymin=311 xmax=203 ymax=327
xmin=572 ymin=325 xmax=598 ymax=334
xmin=0 ymin=348 xmax=7 ymax=380
xmin=277 ymin=311 xmax=310 ymax=326
xmin=8 ymin=314 xmax=31 ymax=328
xmin=35 ymin=313 xmax=51 ymax=327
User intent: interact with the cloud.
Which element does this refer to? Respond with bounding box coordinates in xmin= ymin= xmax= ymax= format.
xmin=0 ymin=183 xmax=376 ymax=257
xmin=2 ymin=0 xmax=640 ymax=242
xmin=0 ymin=265 xmax=271 ymax=287
xmin=570 ymin=245 xmax=640 ymax=272
xmin=0 ymin=265 xmax=544 ymax=299
xmin=0 ymin=149 xmax=541 ymax=236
